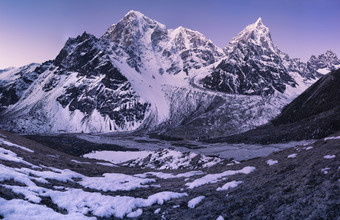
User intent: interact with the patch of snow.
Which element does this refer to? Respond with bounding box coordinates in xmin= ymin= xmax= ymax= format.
xmin=185 ymin=166 xmax=255 ymax=189
xmin=188 ymin=196 xmax=205 ymax=208
xmin=288 ymin=153 xmax=297 ymax=158
xmin=135 ymin=171 xmax=204 ymax=179
xmin=154 ymin=208 xmax=161 ymax=214
xmin=80 ymin=173 xmax=156 ymax=192
xmin=324 ymin=136 xmax=340 ymax=141
xmin=53 ymin=186 xmax=65 ymax=190
xmin=0 ymin=148 xmax=37 ymax=168
xmin=321 ymin=168 xmax=330 ymax=174
xmin=0 ymin=138 xmax=34 ymax=153
xmin=305 ymin=146 xmax=313 ymax=150
xmin=227 ymin=160 xmax=240 ymax=166
xmin=3 ymin=185 xmax=42 ymax=203
xmin=0 ymin=198 xmax=93 ymax=220
xmin=317 ymin=67 xmax=330 ymax=75
xmin=0 ymin=164 xmax=36 ymax=187
xmin=96 ymin=162 xmax=118 ymax=167
xmin=216 ymin=216 xmax=225 ymax=220
xmin=19 ymin=167 xmax=84 ymax=183
xmin=71 ymin=159 xmax=90 ymax=164
xmin=44 ymin=189 xmax=187 ymax=218
xmin=323 ymin=155 xmax=336 ymax=159
xmin=216 ymin=180 xmax=243 ymax=191
xmin=83 ymin=150 xmax=151 ymax=164
xmin=266 ymin=159 xmax=278 ymax=166
xmin=126 ymin=208 xmax=143 ymax=218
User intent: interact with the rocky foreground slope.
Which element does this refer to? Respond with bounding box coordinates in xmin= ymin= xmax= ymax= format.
xmin=0 ymin=129 xmax=339 ymax=219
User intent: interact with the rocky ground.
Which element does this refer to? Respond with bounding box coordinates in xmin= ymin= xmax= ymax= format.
xmin=0 ymin=129 xmax=339 ymax=219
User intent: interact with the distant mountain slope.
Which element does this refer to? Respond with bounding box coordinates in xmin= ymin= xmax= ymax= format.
xmin=272 ymin=68 xmax=340 ymax=126
xmin=206 ymin=69 xmax=340 ymax=144
xmin=0 ymin=10 xmax=339 ymax=136
xmin=199 ymin=18 xmax=316 ymax=96
xmin=306 ymin=50 xmax=340 ymax=76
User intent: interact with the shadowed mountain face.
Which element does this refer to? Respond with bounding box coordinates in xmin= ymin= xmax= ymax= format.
xmin=272 ymin=68 xmax=340 ymax=126
xmin=205 ymin=69 xmax=340 ymax=144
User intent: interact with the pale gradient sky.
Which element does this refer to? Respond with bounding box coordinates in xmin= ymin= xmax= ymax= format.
xmin=0 ymin=0 xmax=339 ymax=68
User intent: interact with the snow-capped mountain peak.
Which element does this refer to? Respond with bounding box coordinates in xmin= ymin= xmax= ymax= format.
xmin=225 ymin=17 xmax=274 ymax=55
xmin=0 ymin=10 xmax=339 ymax=136
xmin=255 ymin=17 xmax=263 ymax=25
xmin=103 ymin=10 xmax=166 ymax=41
xmin=201 ymin=18 xmax=307 ymax=96
xmin=307 ymin=49 xmax=340 ymax=75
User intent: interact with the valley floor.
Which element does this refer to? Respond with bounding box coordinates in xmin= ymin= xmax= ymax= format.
xmin=0 ymin=130 xmax=339 ymax=219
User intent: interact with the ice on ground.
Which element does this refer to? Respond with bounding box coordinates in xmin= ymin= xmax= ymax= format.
xmin=80 ymin=173 xmax=156 ymax=192
xmin=266 ymin=159 xmax=278 ymax=166
xmin=71 ymin=159 xmax=90 ymax=164
xmin=0 ymin=198 xmax=93 ymax=220
xmin=323 ymin=155 xmax=336 ymax=159
xmin=154 ymin=208 xmax=161 ymax=214
xmin=185 ymin=166 xmax=255 ymax=189
xmin=324 ymin=136 xmax=340 ymax=141
xmin=216 ymin=180 xmax=243 ymax=191
xmin=83 ymin=150 xmax=151 ymax=164
xmin=321 ymin=168 xmax=330 ymax=174
xmin=0 ymin=138 xmax=34 ymax=153
xmin=188 ymin=196 xmax=205 ymax=208
xmin=135 ymin=171 xmax=204 ymax=179
xmin=288 ymin=153 xmax=297 ymax=158
xmin=126 ymin=208 xmax=143 ymax=218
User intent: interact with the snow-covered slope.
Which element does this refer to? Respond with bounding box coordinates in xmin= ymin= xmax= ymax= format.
xmin=101 ymin=10 xmax=225 ymax=124
xmin=0 ymin=11 xmax=225 ymax=134
xmin=0 ymin=33 xmax=150 ymax=133
xmin=0 ymin=11 xmax=339 ymax=136
xmin=0 ymin=63 xmax=40 ymax=110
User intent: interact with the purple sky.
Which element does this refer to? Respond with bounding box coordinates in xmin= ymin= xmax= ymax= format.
xmin=1 ymin=0 xmax=339 ymax=68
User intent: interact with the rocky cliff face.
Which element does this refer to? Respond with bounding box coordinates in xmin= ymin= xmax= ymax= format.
xmin=306 ymin=50 xmax=340 ymax=76
xmin=102 ymin=10 xmax=224 ymax=75
xmin=0 ymin=32 xmax=150 ymax=133
xmin=199 ymin=18 xmax=327 ymax=96
xmin=0 ymin=11 xmax=339 ymax=136
xmin=0 ymin=63 xmax=40 ymax=109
